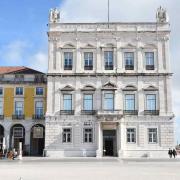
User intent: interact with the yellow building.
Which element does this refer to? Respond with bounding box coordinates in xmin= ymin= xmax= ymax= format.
xmin=0 ymin=66 xmax=47 ymax=156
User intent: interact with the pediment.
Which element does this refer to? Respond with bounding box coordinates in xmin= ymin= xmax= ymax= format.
xmin=122 ymin=85 xmax=137 ymax=91
xmin=143 ymin=43 xmax=157 ymax=49
xmin=82 ymin=44 xmax=96 ymax=49
xmin=61 ymin=85 xmax=75 ymax=91
xmin=62 ymin=43 xmax=76 ymax=49
xmin=81 ymin=85 xmax=96 ymax=91
xmin=122 ymin=43 xmax=136 ymax=49
xmin=102 ymin=82 xmax=117 ymax=90
xmin=143 ymin=85 xmax=158 ymax=91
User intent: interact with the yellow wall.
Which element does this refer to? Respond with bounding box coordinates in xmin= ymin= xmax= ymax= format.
xmin=4 ymin=88 xmax=14 ymax=117
xmin=24 ymin=87 xmax=34 ymax=118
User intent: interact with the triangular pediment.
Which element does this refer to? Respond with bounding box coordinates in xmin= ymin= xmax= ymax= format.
xmin=102 ymin=82 xmax=117 ymax=90
xmin=62 ymin=43 xmax=75 ymax=49
xmin=82 ymin=44 xmax=96 ymax=49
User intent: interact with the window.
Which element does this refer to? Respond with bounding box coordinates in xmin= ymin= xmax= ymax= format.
xmin=146 ymin=94 xmax=156 ymax=110
xmin=0 ymin=101 xmax=3 ymax=115
xmin=35 ymin=101 xmax=43 ymax=116
xmin=36 ymin=87 xmax=44 ymax=95
xmin=0 ymin=88 xmax=3 ymax=95
xmin=63 ymin=94 xmax=72 ymax=110
xmin=62 ymin=128 xmax=72 ymax=143
xmin=104 ymin=51 xmax=113 ymax=70
xmin=127 ymin=128 xmax=136 ymax=143
xmin=15 ymin=101 xmax=23 ymax=115
xmin=124 ymin=52 xmax=134 ymax=70
xmin=145 ymin=52 xmax=154 ymax=70
xmin=15 ymin=87 xmax=23 ymax=95
xmin=148 ymin=128 xmax=157 ymax=143
xmin=13 ymin=127 xmax=24 ymax=138
xmin=15 ymin=74 xmax=24 ymax=81
xmin=64 ymin=52 xmax=73 ymax=70
xmin=125 ymin=94 xmax=135 ymax=110
xmin=83 ymin=94 xmax=93 ymax=110
xmin=84 ymin=52 xmax=93 ymax=70
xmin=83 ymin=128 xmax=93 ymax=143
xmin=104 ymin=93 xmax=114 ymax=110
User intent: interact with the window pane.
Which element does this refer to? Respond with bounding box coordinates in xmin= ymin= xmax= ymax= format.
xmin=0 ymin=88 xmax=3 ymax=95
xmin=125 ymin=95 xmax=135 ymax=110
xmin=124 ymin=52 xmax=134 ymax=65
xmin=36 ymin=87 xmax=43 ymax=95
xmin=0 ymin=101 xmax=3 ymax=115
xmin=35 ymin=101 xmax=43 ymax=115
xmin=104 ymin=93 xmax=114 ymax=110
xmin=104 ymin=51 xmax=113 ymax=66
xmin=145 ymin=52 xmax=154 ymax=65
xmin=64 ymin=52 xmax=73 ymax=66
xmin=63 ymin=94 xmax=72 ymax=110
xmin=15 ymin=101 xmax=23 ymax=115
xmin=146 ymin=94 xmax=156 ymax=110
xmin=127 ymin=128 xmax=136 ymax=143
xmin=84 ymin=94 xmax=93 ymax=110
xmin=148 ymin=128 xmax=157 ymax=143
xmin=16 ymin=87 xmax=23 ymax=95
xmin=84 ymin=52 xmax=93 ymax=66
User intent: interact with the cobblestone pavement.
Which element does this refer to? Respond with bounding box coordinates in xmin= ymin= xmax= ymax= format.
xmin=0 ymin=158 xmax=180 ymax=180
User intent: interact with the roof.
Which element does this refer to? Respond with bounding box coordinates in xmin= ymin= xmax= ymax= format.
xmin=0 ymin=66 xmax=45 ymax=75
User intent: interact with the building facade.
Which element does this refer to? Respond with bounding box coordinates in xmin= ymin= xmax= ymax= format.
xmin=0 ymin=67 xmax=46 ymax=156
xmin=45 ymin=7 xmax=174 ymax=158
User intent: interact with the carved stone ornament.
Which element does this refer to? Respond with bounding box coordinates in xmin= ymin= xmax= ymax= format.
xmin=49 ymin=8 xmax=60 ymax=23
xmin=156 ymin=6 xmax=169 ymax=23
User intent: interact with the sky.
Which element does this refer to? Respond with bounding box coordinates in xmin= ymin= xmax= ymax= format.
xmin=0 ymin=0 xmax=180 ymax=142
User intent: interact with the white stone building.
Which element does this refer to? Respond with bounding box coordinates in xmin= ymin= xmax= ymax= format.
xmin=45 ymin=7 xmax=174 ymax=158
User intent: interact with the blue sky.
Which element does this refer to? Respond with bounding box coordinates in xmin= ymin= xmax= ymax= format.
xmin=0 ymin=0 xmax=180 ymax=142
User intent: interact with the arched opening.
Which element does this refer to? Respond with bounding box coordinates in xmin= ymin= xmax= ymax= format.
xmin=30 ymin=124 xmax=45 ymax=156
xmin=0 ymin=125 xmax=4 ymax=150
xmin=10 ymin=124 xmax=25 ymax=152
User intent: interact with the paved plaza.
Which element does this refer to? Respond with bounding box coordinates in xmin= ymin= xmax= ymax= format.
xmin=0 ymin=158 xmax=180 ymax=180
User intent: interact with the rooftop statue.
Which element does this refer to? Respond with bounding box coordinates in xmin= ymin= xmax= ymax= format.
xmin=49 ymin=8 xmax=60 ymax=23
xmin=156 ymin=6 xmax=169 ymax=23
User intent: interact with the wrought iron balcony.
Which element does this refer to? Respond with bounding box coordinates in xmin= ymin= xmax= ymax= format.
xmin=84 ymin=65 xmax=93 ymax=70
xmin=146 ymin=65 xmax=155 ymax=70
xmin=32 ymin=114 xmax=45 ymax=120
xmin=125 ymin=65 xmax=134 ymax=70
xmin=12 ymin=114 xmax=25 ymax=120
xmin=81 ymin=110 xmax=97 ymax=115
xmin=60 ymin=110 xmax=74 ymax=115
xmin=144 ymin=110 xmax=159 ymax=116
xmin=105 ymin=65 xmax=113 ymax=70
xmin=0 ymin=115 xmax=4 ymax=120
xmin=64 ymin=65 xmax=72 ymax=70
xmin=123 ymin=110 xmax=138 ymax=115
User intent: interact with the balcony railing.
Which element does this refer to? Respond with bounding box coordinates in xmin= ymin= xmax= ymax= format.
xmin=105 ymin=65 xmax=113 ymax=70
xmin=123 ymin=110 xmax=138 ymax=115
xmin=12 ymin=114 xmax=25 ymax=120
xmin=97 ymin=109 xmax=122 ymax=115
xmin=144 ymin=110 xmax=159 ymax=116
xmin=81 ymin=110 xmax=97 ymax=115
xmin=146 ymin=65 xmax=155 ymax=70
xmin=64 ymin=65 xmax=72 ymax=70
xmin=125 ymin=65 xmax=134 ymax=70
xmin=32 ymin=114 xmax=45 ymax=120
xmin=0 ymin=115 xmax=4 ymax=120
xmin=60 ymin=110 xmax=74 ymax=115
xmin=84 ymin=65 xmax=93 ymax=70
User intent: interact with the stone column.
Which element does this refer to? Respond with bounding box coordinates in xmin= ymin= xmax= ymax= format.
xmin=4 ymin=130 xmax=10 ymax=150
xmin=25 ymin=127 xmax=31 ymax=155
xmin=96 ymin=122 xmax=103 ymax=157
xmin=157 ymin=41 xmax=164 ymax=73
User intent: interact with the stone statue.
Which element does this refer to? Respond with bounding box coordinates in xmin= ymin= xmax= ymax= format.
xmin=49 ymin=8 xmax=60 ymax=23
xmin=156 ymin=6 xmax=169 ymax=23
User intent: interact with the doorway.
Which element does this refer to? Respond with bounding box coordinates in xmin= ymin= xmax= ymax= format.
xmin=103 ymin=130 xmax=117 ymax=156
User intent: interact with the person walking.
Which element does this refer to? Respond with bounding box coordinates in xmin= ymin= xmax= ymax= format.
xmin=168 ymin=148 xmax=172 ymax=158
xmin=172 ymin=149 xmax=177 ymax=158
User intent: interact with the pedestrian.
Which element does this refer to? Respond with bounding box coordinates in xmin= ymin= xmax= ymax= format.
xmin=172 ymin=149 xmax=177 ymax=158
xmin=168 ymin=148 xmax=172 ymax=158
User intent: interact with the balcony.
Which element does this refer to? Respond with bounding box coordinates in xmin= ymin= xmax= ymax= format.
xmin=12 ymin=114 xmax=25 ymax=120
xmin=0 ymin=115 xmax=4 ymax=120
xmin=144 ymin=110 xmax=159 ymax=116
xmin=125 ymin=65 xmax=134 ymax=70
xmin=84 ymin=65 xmax=93 ymax=70
xmin=105 ymin=65 xmax=113 ymax=70
xmin=81 ymin=110 xmax=97 ymax=115
xmin=146 ymin=65 xmax=155 ymax=70
xmin=32 ymin=114 xmax=45 ymax=120
xmin=60 ymin=110 xmax=74 ymax=115
xmin=123 ymin=110 xmax=138 ymax=115
xmin=64 ymin=65 xmax=72 ymax=70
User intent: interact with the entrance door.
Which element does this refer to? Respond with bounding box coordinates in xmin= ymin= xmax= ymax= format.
xmin=103 ymin=130 xmax=117 ymax=157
